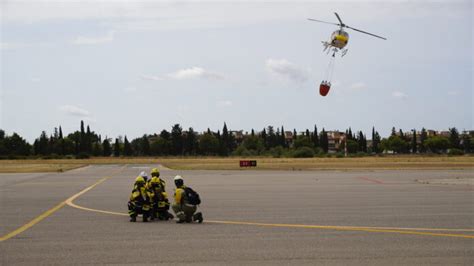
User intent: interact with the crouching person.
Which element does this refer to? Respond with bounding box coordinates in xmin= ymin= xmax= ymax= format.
xmin=148 ymin=168 xmax=174 ymax=220
xmin=128 ymin=176 xmax=151 ymax=222
xmin=172 ymin=175 xmax=203 ymax=223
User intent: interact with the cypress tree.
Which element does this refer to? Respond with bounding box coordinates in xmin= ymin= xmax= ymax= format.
xmin=420 ymin=128 xmax=427 ymax=153
xmin=113 ymin=138 xmax=120 ymax=157
xmin=123 ymin=136 xmax=132 ymax=156
xmin=251 ymin=129 xmax=255 ymax=137
xmin=320 ymin=128 xmax=329 ymax=153
xmin=313 ymin=125 xmax=319 ymax=147
xmin=261 ymin=128 xmax=267 ymax=148
xmin=59 ymin=126 xmax=63 ymax=139
xmin=391 ymin=127 xmax=397 ymax=136
xmin=411 ymin=129 xmax=417 ymax=153
xmin=80 ymin=120 xmax=85 ymax=152
xmin=281 ymin=126 xmax=286 ymax=147
xmin=221 ymin=123 xmax=230 ymax=156
xmin=102 ymin=138 xmax=111 ymax=156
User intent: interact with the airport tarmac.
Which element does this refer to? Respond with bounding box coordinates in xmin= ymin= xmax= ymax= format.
xmin=1 ymin=164 xmax=473 ymax=265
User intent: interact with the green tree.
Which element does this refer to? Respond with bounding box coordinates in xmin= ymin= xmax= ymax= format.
xmin=419 ymin=128 xmax=428 ymax=153
xmin=184 ymin=128 xmax=198 ymax=155
xmin=461 ymin=134 xmax=471 ymax=153
xmin=312 ymin=125 xmax=319 ymax=148
xmin=345 ymin=139 xmax=359 ymax=154
xmin=425 ymin=136 xmax=450 ymax=154
xmin=293 ymin=135 xmax=313 ymax=149
xmin=102 ymin=139 xmax=112 ymax=156
xmin=320 ymin=128 xmax=329 ymax=153
xmin=411 ymin=129 xmax=417 ymax=153
xmin=449 ymin=127 xmax=460 ymax=149
xmin=280 ymin=126 xmax=286 ymax=147
xmin=123 ymin=136 xmax=133 ymax=156
xmin=199 ymin=133 xmax=219 ymax=155
xmin=242 ymin=135 xmax=265 ymax=154
xmin=381 ymin=135 xmax=409 ymax=153
xmin=113 ymin=138 xmax=121 ymax=157
xmin=3 ymin=133 xmax=31 ymax=156
xmin=141 ymin=135 xmax=150 ymax=156
xmin=171 ymin=124 xmax=183 ymax=155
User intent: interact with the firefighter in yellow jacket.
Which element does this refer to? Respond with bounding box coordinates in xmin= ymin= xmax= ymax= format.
xmin=128 ymin=176 xmax=151 ymax=222
xmin=148 ymin=168 xmax=174 ymax=220
xmin=172 ymin=175 xmax=203 ymax=223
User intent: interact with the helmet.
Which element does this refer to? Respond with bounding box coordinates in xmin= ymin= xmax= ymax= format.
xmin=140 ymin=171 xmax=148 ymax=178
xmin=135 ymin=176 xmax=145 ymax=184
xmin=151 ymin=168 xmax=160 ymax=177
xmin=174 ymin=175 xmax=184 ymax=187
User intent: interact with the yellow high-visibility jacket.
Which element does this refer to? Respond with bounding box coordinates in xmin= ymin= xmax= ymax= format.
xmin=174 ymin=186 xmax=186 ymax=205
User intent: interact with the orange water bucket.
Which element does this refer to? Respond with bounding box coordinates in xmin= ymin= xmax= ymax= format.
xmin=320 ymin=83 xmax=330 ymax=96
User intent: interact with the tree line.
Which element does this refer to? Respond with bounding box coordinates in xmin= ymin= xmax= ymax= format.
xmin=0 ymin=121 xmax=472 ymax=159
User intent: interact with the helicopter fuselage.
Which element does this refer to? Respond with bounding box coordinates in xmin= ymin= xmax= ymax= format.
xmin=329 ymin=29 xmax=349 ymax=49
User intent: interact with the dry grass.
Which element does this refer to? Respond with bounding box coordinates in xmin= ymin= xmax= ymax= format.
xmin=0 ymin=156 xmax=473 ymax=173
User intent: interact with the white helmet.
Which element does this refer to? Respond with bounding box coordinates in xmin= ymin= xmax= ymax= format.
xmin=140 ymin=171 xmax=148 ymax=178
xmin=174 ymin=175 xmax=183 ymax=181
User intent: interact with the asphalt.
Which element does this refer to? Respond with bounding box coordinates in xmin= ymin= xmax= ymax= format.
xmin=1 ymin=165 xmax=473 ymax=265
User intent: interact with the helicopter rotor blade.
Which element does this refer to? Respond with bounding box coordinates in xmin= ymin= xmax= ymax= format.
xmin=334 ymin=12 xmax=344 ymax=26
xmin=346 ymin=25 xmax=387 ymax=40
xmin=307 ymin=18 xmax=340 ymax=26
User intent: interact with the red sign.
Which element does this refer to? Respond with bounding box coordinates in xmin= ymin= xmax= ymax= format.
xmin=239 ymin=160 xmax=257 ymax=167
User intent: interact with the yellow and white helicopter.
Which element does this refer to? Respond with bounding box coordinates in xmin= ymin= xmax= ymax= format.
xmin=308 ymin=12 xmax=386 ymax=57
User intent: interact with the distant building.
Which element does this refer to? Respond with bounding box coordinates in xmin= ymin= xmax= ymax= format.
xmin=326 ymin=130 xmax=346 ymax=153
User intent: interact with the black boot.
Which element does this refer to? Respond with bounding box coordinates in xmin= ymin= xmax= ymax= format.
xmin=143 ymin=215 xmax=148 ymax=222
xmin=130 ymin=216 xmax=136 ymax=222
xmin=193 ymin=212 xmax=203 ymax=223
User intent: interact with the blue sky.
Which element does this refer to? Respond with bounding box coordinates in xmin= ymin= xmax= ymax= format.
xmin=1 ymin=0 xmax=472 ymax=142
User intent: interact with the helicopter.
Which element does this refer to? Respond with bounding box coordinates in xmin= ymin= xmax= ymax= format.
xmin=308 ymin=12 xmax=386 ymax=57
xmin=307 ymin=12 xmax=386 ymax=97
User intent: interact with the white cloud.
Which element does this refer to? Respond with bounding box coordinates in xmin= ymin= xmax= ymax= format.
xmin=447 ymin=91 xmax=458 ymax=96
xmin=266 ymin=58 xmax=309 ymax=83
xmin=72 ymin=31 xmax=115 ymax=45
xmin=140 ymin=75 xmax=163 ymax=81
xmin=349 ymin=82 xmax=367 ymax=90
xmin=167 ymin=67 xmax=225 ymax=80
xmin=59 ymin=105 xmax=90 ymax=117
xmin=217 ymin=100 xmax=233 ymax=107
xmin=392 ymin=91 xmax=408 ymax=99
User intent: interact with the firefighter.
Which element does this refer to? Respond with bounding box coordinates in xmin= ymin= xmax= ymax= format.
xmin=148 ymin=168 xmax=173 ymax=220
xmin=128 ymin=176 xmax=151 ymax=222
xmin=172 ymin=175 xmax=203 ymax=224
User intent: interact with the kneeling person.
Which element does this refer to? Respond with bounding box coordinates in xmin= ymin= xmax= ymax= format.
xmin=128 ymin=176 xmax=151 ymax=222
xmin=172 ymin=175 xmax=203 ymax=223
xmin=148 ymin=168 xmax=173 ymax=220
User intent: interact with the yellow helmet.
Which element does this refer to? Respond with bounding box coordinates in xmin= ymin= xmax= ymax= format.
xmin=135 ymin=176 xmax=145 ymax=184
xmin=151 ymin=168 xmax=160 ymax=177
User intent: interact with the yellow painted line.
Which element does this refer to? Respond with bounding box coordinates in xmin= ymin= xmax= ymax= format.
xmin=65 ymin=200 xmax=474 ymax=239
xmin=0 ymin=176 xmax=111 ymax=242
xmin=0 ymin=201 xmax=67 ymax=242
xmin=205 ymin=220 xmax=474 ymax=239
xmin=0 ymin=160 xmax=135 ymax=243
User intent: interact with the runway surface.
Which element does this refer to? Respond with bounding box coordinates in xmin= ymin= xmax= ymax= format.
xmin=1 ymin=164 xmax=473 ymax=265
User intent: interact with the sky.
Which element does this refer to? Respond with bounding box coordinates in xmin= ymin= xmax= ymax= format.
xmin=1 ymin=0 xmax=472 ymax=142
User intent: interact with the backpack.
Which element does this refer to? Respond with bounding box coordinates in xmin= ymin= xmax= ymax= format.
xmin=184 ymin=187 xmax=201 ymax=205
